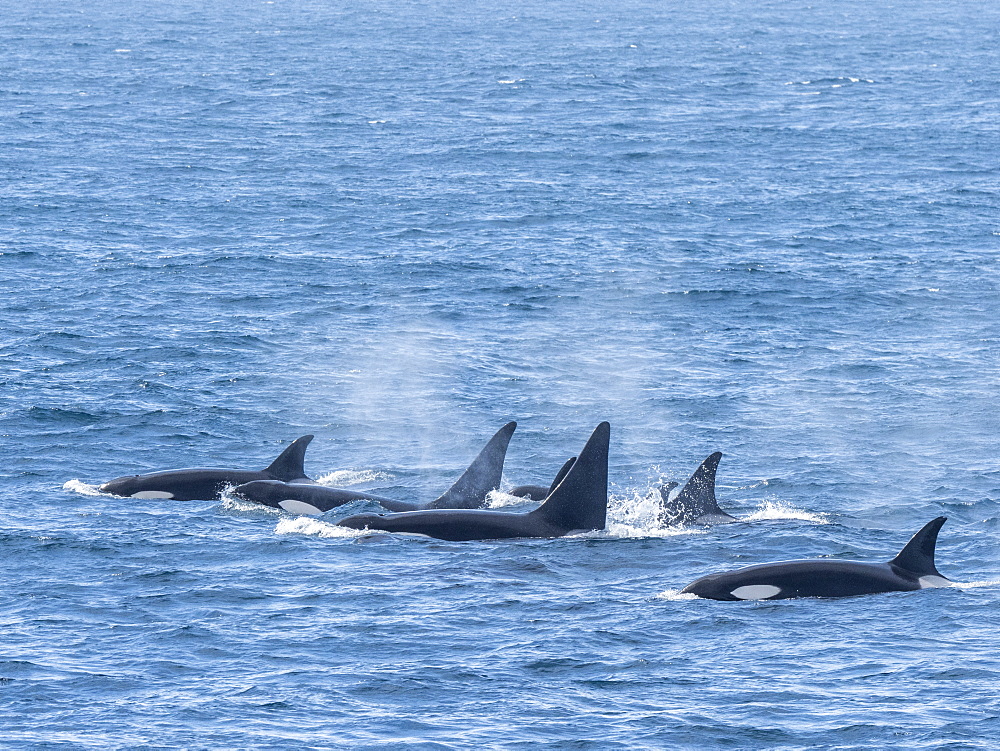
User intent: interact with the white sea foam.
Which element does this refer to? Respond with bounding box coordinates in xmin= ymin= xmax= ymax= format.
xmin=785 ymin=77 xmax=873 ymax=87
xmin=654 ymin=588 xmax=699 ymax=601
xmin=606 ymin=521 xmax=704 ymax=539
xmin=274 ymin=516 xmax=362 ymax=539
xmin=315 ymin=469 xmax=392 ymax=487
xmin=951 ymin=579 xmax=1000 ymax=589
xmin=742 ymin=500 xmax=827 ymax=524
xmin=62 ymin=479 xmax=105 ymax=496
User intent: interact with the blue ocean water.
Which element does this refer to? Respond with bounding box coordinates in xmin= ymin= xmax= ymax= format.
xmin=3 ymin=0 xmax=1000 ymax=746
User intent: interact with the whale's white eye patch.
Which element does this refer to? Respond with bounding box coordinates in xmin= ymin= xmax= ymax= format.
xmin=732 ymin=584 xmax=781 ymax=600
xmin=918 ymin=575 xmax=951 ymax=589
xmin=279 ymin=499 xmax=324 ymax=516
xmin=131 ymin=491 xmax=174 ymax=499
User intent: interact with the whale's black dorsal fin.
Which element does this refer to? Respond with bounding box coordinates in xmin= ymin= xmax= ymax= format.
xmin=532 ymin=422 xmax=609 ymax=533
xmin=428 ymin=422 xmax=516 ymax=509
xmin=661 ymin=452 xmax=734 ymax=525
xmin=888 ymin=516 xmax=947 ymax=577
xmin=264 ymin=435 xmax=314 ymax=481
xmin=547 ymin=456 xmax=577 ymax=497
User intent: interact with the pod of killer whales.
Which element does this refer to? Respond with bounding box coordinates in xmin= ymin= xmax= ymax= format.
xmin=97 ymin=421 xmax=956 ymax=602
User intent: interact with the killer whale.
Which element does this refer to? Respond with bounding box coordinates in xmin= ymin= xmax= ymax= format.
xmin=99 ymin=435 xmax=314 ymax=501
xmin=336 ymin=422 xmax=609 ymax=541
xmin=508 ymin=456 xmax=577 ymax=501
xmin=659 ymin=452 xmax=737 ymax=526
xmin=681 ymin=516 xmax=951 ymax=601
xmin=234 ymin=422 xmax=517 ymax=516
xmin=231 ymin=481 xmax=396 ymax=516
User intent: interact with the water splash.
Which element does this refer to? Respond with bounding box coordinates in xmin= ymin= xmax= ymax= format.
xmin=274 ymin=516 xmax=363 ymax=539
xmin=654 ymin=588 xmax=699 ymax=601
xmin=602 ymin=483 xmax=826 ymax=537
xmin=62 ymin=479 xmax=105 ymax=496
xmin=951 ymin=579 xmax=1000 ymax=589
xmin=605 ymin=488 xmax=707 ymax=539
xmin=315 ymin=469 xmax=393 ymax=487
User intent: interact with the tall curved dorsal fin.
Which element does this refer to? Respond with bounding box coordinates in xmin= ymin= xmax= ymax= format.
xmin=264 ymin=435 xmax=314 ymax=481
xmin=888 ymin=516 xmax=947 ymax=577
xmin=427 ymin=422 xmax=516 ymax=509
xmin=660 ymin=452 xmax=734 ymax=526
xmin=532 ymin=422 xmax=609 ymax=533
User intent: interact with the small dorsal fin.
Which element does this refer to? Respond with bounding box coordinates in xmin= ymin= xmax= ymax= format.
xmin=264 ymin=435 xmax=314 ymax=481
xmin=888 ymin=516 xmax=947 ymax=577
xmin=657 ymin=481 xmax=679 ymax=502
xmin=547 ymin=456 xmax=577 ymax=497
xmin=428 ymin=422 xmax=516 ymax=509
xmin=661 ymin=452 xmax=734 ymax=525
xmin=532 ymin=423 xmax=609 ymax=532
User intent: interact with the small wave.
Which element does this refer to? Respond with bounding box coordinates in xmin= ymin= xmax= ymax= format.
xmin=62 ymin=479 xmax=105 ymax=496
xmin=274 ymin=517 xmax=361 ymax=539
xmin=605 ymin=522 xmax=704 ymax=539
xmin=28 ymin=407 xmax=100 ymax=425
xmin=951 ymin=579 xmax=1000 ymax=589
xmin=741 ymin=478 xmax=776 ymax=490
xmin=784 ymin=76 xmax=874 ymax=86
xmin=315 ymin=469 xmax=392 ymax=487
xmin=219 ymin=493 xmax=279 ymax=516
xmin=654 ymin=588 xmax=699 ymax=601
xmin=742 ymin=500 xmax=827 ymax=523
